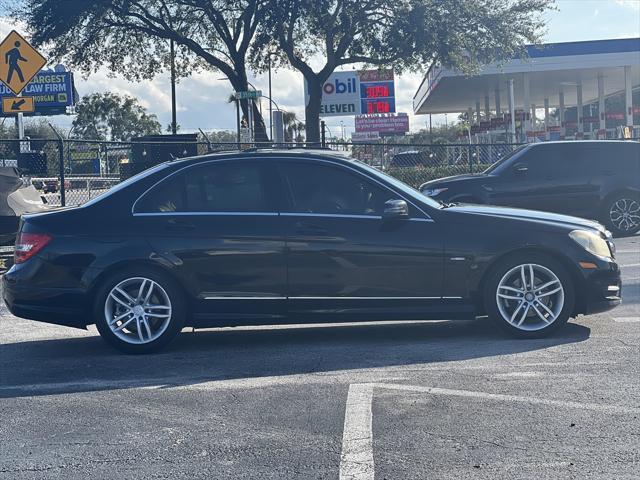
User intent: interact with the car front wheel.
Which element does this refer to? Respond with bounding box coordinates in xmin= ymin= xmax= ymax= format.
xmin=484 ymin=254 xmax=575 ymax=338
xmin=94 ymin=268 xmax=186 ymax=353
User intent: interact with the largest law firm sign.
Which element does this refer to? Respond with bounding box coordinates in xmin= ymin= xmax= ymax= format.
xmin=304 ymin=69 xmax=396 ymax=118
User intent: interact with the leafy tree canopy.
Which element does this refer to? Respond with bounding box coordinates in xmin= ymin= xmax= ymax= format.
xmin=17 ymin=0 xmax=270 ymax=140
xmin=258 ymin=0 xmax=554 ymax=141
xmin=72 ymin=92 xmax=162 ymax=141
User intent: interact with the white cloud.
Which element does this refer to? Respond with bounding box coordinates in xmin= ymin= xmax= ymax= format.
xmin=615 ymin=0 xmax=640 ymax=11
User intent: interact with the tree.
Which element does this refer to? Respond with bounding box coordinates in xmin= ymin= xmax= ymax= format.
xmin=260 ymin=0 xmax=553 ymax=143
xmin=72 ymin=92 xmax=162 ymax=141
xmin=18 ymin=0 xmax=270 ymax=141
xmin=282 ymin=111 xmax=305 ymax=143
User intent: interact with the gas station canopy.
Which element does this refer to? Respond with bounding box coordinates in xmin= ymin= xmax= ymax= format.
xmin=413 ymin=38 xmax=639 ymax=127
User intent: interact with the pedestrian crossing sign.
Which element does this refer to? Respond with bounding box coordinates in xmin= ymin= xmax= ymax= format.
xmin=0 ymin=31 xmax=46 ymax=95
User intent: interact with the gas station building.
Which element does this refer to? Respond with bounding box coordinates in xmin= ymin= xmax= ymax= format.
xmin=413 ymin=38 xmax=640 ymax=142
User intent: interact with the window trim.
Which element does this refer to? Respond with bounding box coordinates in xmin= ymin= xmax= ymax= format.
xmin=131 ymin=155 xmax=434 ymax=221
xmin=131 ymin=158 xmax=276 ymax=215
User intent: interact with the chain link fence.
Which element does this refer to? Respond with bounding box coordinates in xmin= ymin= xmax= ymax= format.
xmin=2 ymin=137 xmax=636 ymax=206
xmin=327 ymin=141 xmax=521 ymax=188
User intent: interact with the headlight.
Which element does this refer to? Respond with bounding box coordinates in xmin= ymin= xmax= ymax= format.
xmin=422 ymin=187 xmax=448 ymax=197
xmin=569 ymin=230 xmax=612 ymax=258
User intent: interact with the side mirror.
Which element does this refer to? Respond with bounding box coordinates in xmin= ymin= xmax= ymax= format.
xmin=513 ymin=163 xmax=528 ymax=174
xmin=383 ymin=199 xmax=409 ymax=220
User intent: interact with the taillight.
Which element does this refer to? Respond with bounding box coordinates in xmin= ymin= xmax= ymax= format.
xmin=14 ymin=232 xmax=52 ymax=264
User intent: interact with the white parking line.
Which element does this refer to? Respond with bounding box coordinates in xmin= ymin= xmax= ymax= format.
xmin=339 ymin=383 xmax=375 ymax=480
xmin=339 ymin=382 xmax=640 ymax=480
xmin=613 ymin=317 xmax=640 ymax=323
xmin=621 ymin=263 xmax=640 ymax=268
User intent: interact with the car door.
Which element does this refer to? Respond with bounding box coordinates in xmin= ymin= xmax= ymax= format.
xmin=278 ymin=158 xmax=445 ymax=320
xmin=489 ymin=144 xmax=593 ymax=216
xmin=133 ymin=158 xmax=287 ymax=325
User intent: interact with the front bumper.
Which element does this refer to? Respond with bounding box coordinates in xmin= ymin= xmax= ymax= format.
xmin=580 ymin=264 xmax=622 ymax=315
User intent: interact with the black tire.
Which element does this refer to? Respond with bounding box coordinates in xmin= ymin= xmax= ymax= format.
xmin=483 ymin=252 xmax=575 ymax=339
xmin=94 ymin=267 xmax=186 ymax=354
xmin=602 ymin=192 xmax=640 ymax=237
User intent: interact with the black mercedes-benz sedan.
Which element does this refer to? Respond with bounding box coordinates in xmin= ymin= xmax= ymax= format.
xmin=3 ymin=149 xmax=621 ymax=353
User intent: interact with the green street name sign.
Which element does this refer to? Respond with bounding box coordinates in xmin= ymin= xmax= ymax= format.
xmin=235 ymin=90 xmax=262 ymax=100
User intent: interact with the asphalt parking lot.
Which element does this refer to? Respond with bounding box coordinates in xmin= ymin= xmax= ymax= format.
xmin=1 ymin=236 xmax=638 ymax=480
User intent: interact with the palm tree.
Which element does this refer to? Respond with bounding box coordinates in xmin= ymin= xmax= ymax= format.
xmin=283 ymin=111 xmax=305 ymax=144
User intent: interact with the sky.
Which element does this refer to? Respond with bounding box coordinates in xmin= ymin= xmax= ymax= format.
xmin=1 ymin=0 xmax=639 ymax=136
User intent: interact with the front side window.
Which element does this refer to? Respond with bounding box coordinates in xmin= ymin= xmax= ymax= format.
xmin=281 ymin=162 xmax=395 ymax=216
xmin=135 ymin=161 xmax=271 ymax=213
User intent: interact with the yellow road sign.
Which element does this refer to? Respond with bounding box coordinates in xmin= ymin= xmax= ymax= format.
xmin=2 ymin=96 xmax=35 ymax=114
xmin=0 ymin=31 xmax=46 ymax=95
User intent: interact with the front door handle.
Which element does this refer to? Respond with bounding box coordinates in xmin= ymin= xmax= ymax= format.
xmin=165 ymin=218 xmax=196 ymax=231
xmin=295 ymin=222 xmax=327 ymax=236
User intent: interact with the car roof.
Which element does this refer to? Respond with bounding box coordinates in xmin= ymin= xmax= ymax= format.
xmin=528 ymin=140 xmax=639 ymax=147
xmin=162 ymin=148 xmax=354 ymax=169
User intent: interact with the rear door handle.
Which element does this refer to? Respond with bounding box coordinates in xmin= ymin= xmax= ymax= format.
xmin=165 ymin=218 xmax=196 ymax=231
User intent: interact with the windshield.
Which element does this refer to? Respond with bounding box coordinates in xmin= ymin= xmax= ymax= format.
xmin=353 ymin=160 xmax=442 ymax=210
xmin=483 ymin=144 xmax=528 ymax=174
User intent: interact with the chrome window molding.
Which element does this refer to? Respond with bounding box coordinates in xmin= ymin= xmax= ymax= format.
xmin=133 ymin=211 xmax=278 ymax=217
xmin=131 ymin=211 xmax=434 ymax=222
xmin=281 ymin=212 xmax=382 ymax=220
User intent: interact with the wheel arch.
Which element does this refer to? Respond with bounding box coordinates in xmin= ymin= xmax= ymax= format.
xmin=87 ymin=260 xmax=193 ymax=323
xmin=472 ymin=246 xmax=587 ymax=316
xmin=601 ymin=187 xmax=640 ymax=208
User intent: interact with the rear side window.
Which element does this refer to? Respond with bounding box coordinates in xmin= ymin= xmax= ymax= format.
xmin=135 ymin=161 xmax=272 ymax=213
xmin=514 ymin=144 xmax=585 ymax=179
xmin=583 ymin=143 xmax=640 ymax=173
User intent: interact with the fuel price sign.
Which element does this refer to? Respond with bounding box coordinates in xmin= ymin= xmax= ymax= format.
xmin=359 ymin=72 xmax=396 ymax=115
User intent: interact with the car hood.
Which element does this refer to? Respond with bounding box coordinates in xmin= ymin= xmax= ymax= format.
xmin=446 ymin=203 xmax=607 ymax=234
xmin=420 ymin=173 xmax=487 ymax=190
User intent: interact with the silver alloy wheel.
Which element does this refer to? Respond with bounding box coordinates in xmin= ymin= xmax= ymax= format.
xmin=609 ymin=198 xmax=640 ymax=232
xmin=104 ymin=277 xmax=172 ymax=345
xmin=496 ymin=263 xmax=565 ymax=331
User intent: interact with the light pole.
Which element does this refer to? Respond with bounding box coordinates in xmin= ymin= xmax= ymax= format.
xmin=170 ymin=39 xmax=177 ymax=135
xmin=268 ymin=54 xmax=273 ymax=141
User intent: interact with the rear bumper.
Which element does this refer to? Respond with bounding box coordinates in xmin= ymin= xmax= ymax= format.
xmin=2 ymin=272 xmax=89 ymax=329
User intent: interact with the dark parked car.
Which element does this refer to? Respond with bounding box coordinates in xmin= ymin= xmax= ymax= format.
xmin=387 ymin=150 xmax=430 ymax=168
xmin=3 ymin=150 xmax=621 ymax=353
xmin=420 ymin=141 xmax=640 ymax=237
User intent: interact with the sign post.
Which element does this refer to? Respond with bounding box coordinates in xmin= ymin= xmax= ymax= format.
xmin=235 ymin=90 xmax=262 ymax=145
xmin=0 ymin=30 xmax=46 ymax=146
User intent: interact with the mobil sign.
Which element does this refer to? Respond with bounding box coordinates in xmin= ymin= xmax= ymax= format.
xmin=304 ymin=69 xmax=396 ymax=118
xmin=304 ymin=71 xmax=359 ymax=117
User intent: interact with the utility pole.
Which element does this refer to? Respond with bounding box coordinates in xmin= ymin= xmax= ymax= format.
xmin=170 ymin=39 xmax=177 ymax=135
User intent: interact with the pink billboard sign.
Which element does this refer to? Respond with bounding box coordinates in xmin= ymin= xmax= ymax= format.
xmin=355 ymin=113 xmax=409 ymax=134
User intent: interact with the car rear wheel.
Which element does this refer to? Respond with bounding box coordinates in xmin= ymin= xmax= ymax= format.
xmin=603 ymin=193 xmax=640 ymax=237
xmin=484 ymin=254 xmax=575 ymax=338
xmin=94 ymin=268 xmax=186 ymax=353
